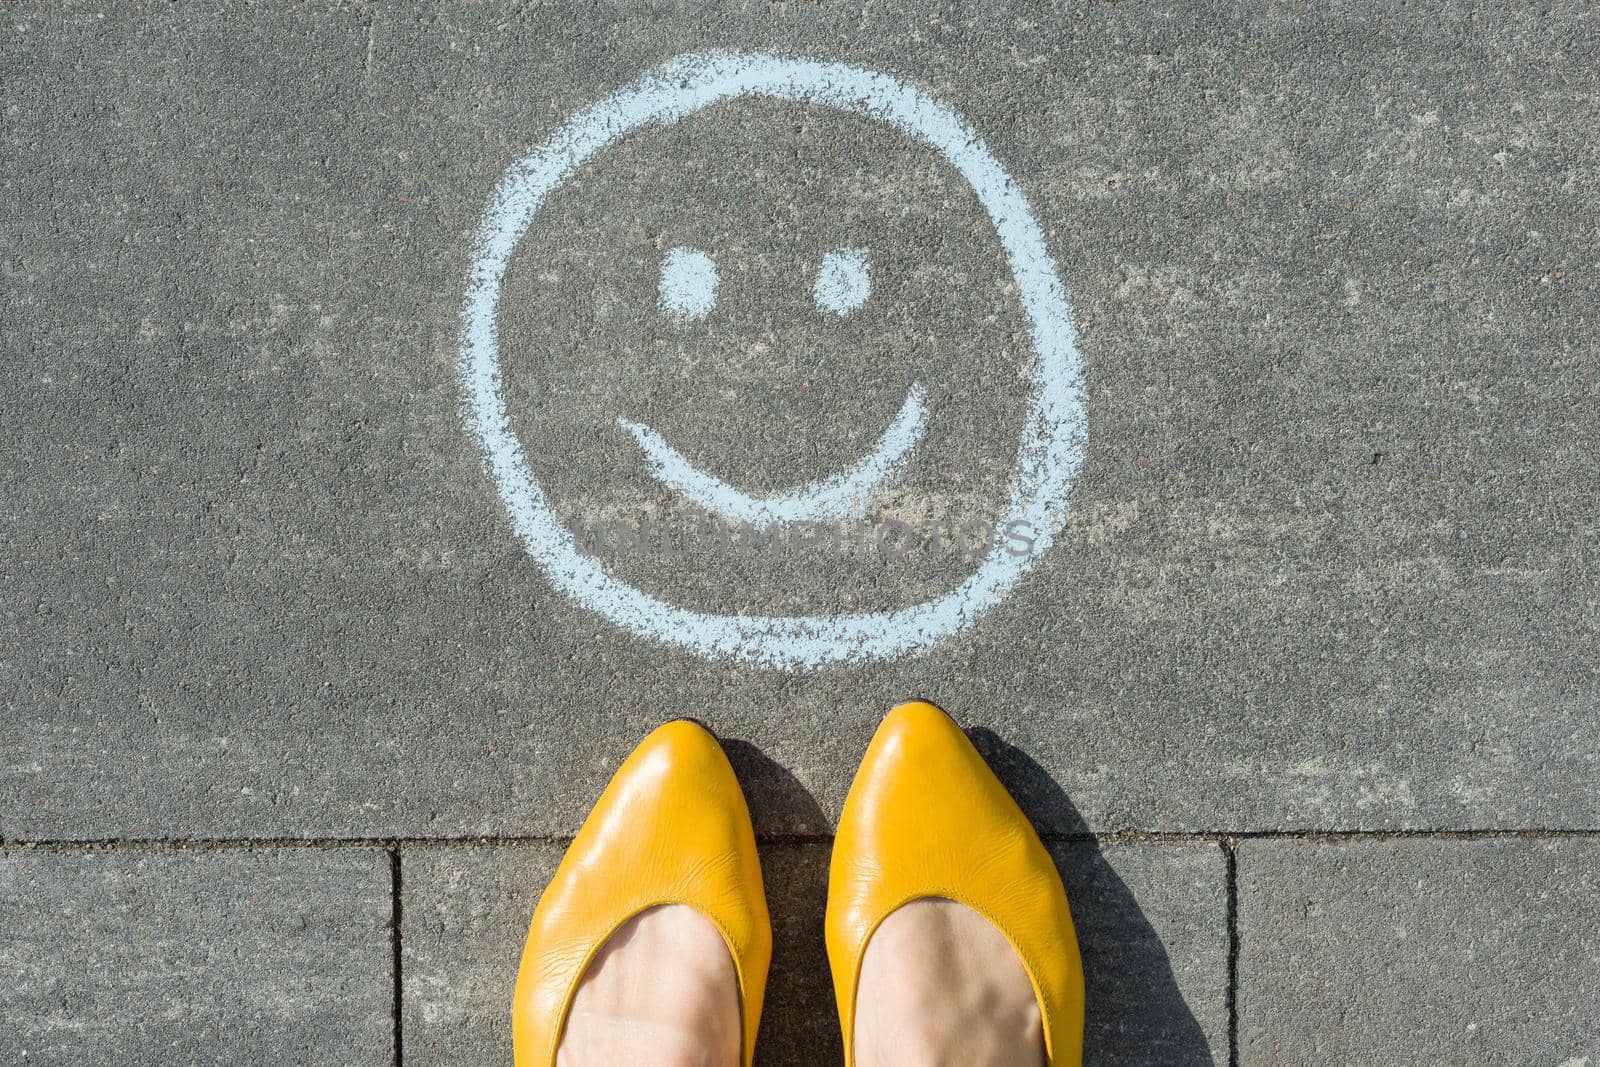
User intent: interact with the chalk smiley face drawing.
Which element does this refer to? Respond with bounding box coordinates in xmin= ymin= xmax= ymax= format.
xmin=460 ymin=51 xmax=1086 ymax=669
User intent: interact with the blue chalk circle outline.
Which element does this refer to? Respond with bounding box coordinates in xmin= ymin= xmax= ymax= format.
xmin=459 ymin=51 xmax=1087 ymax=669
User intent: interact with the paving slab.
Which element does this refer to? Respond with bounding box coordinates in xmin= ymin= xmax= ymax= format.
xmin=0 ymin=847 xmax=394 ymax=1066
xmin=6 ymin=1 xmax=1599 ymax=841
xmin=1237 ymin=836 xmax=1600 ymax=1066
xmin=400 ymin=838 xmax=1226 ymax=1065
xmin=399 ymin=844 xmax=561 ymax=1067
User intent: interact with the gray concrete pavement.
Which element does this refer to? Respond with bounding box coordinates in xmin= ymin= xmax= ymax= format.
xmin=4 ymin=0 xmax=1598 ymax=1063
xmin=1238 ymin=837 xmax=1600 ymax=1065
xmin=0 ymin=848 xmax=394 ymax=1065
xmin=6 ymin=0 xmax=1597 ymax=841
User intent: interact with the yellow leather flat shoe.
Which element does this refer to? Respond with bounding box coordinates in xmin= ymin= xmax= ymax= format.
xmin=826 ymin=700 xmax=1085 ymax=1065
xmin=511 ymin=720 xmax=771 ymax=1067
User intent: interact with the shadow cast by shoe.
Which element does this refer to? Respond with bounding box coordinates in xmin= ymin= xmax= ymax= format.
xmin=720 ymin=738 xmax=841 ymax=1066
xmin=968 ymin=728 xmax=1218 ymax=1066
xmin=720 ymin=738 xmax=830 ymax=838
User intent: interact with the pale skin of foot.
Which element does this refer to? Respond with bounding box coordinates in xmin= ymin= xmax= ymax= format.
xmin=556 ymin=899 xmax=1043 ymax=1067
xmin=556 ymin=905 xmax=741 ymax=1067
xmin=853 ymin=898 xmax=1045 ymax=1067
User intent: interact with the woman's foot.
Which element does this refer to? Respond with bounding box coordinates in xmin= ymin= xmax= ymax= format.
xmin=853 ymin=898 xmax=1046 ymax=1067
xmin=556 ymin=904 xmax=741 ymax=1067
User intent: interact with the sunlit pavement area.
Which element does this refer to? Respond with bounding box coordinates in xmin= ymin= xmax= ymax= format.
xmin=5 ymin=3 xmax=1599 ymax=1064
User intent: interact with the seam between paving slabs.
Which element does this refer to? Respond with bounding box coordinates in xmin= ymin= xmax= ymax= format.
xmin=3 ymin=828 xmax=1600 ymax=852
xmin=1224 ymin=836 xmax=1240 ymax=1067
xmin=389 ymin=848 xmax=403 ymax=1067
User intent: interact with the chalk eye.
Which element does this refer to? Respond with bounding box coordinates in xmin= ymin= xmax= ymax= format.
xmin=659 ymin=246 xmax=717 ymax=321
xmin=814 ymin=247 xmax=871 ymax=316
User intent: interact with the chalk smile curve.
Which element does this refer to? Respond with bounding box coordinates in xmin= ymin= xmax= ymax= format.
xmin=619 ymin=382 xmax=928 ymax=530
